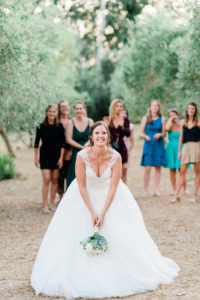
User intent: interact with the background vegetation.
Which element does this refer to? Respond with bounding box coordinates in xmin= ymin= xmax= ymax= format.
xmin=0 ymin=0 xmax=200 ymax=157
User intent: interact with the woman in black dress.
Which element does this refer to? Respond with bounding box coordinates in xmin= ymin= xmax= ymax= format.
xmin=34 ymin=105 xmax=65 ymax=214
xmin=109 ymin=99 xmax=130 ymax=183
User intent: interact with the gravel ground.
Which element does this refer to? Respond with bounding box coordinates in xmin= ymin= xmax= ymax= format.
xmin=0 ymin=127 xmax=200 ymax=300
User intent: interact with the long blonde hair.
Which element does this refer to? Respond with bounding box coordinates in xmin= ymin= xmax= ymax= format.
xmin=146 ymin=99 xmax=162 ymax=124
xmin=109 ymin=99 xmax=124 ymax=122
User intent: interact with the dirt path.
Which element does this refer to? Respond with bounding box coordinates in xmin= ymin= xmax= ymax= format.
xmin=0 ymin=127 xmax=200 ymax=300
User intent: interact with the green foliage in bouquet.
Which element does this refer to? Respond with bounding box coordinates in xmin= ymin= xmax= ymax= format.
xmin=0 ymin=155 xmax=16 ymax=180
xmin=80 ymin=231 xmax=108 ymax=255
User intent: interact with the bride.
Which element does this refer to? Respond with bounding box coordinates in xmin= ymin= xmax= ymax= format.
xmin=31 ymin=121 xmax=179 ymax=299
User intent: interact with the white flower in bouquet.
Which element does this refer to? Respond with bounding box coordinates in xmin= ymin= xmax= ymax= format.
xmin=80 ymin=230 xmax=108 ymax=255
xmin=94 ymin=226 xmax=99 ymax=233
xmin=85 ymin=243 xmax=93 ymax=253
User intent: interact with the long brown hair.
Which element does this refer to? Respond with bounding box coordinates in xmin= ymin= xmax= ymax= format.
xmin=58 ymin=100 xmax=71 ymax=120
xmin=43 ymin=104 xmax=59 ymax=126
xmin=109 ymin=99 xmax=124 ymax=122
xmin=89 ymin=121 xmax=110 ymax=146
xmin=146 ymin=99 xmax=162 ymax=124
xmin=185 ymin=102 xmax=198 ymax=126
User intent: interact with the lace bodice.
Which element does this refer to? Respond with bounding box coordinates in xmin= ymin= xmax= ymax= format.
xmin=77 ymin=148 xmax=120 ymax=188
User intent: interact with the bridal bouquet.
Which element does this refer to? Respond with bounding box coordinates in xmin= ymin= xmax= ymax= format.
xmin=80 ymin=227 xmax=108 ymax=255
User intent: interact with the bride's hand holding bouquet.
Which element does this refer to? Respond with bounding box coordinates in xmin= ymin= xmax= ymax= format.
xmin=96 ymin=213 xmax=105 ymax=229
xmin=91 ymin=212 xmax=98 ymax=228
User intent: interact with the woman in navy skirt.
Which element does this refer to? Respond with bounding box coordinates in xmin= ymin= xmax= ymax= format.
xmin=140 ymin=100 xmax=166 ymax=197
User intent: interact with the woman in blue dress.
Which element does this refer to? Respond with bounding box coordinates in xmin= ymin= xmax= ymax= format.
xmin=165 ymin=109 xmax=189 ymax=197
xmin=140 ymin=100 xmax=166 ymax=197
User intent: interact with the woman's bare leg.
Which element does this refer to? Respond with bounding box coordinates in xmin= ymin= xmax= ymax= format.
xmin=192 ymin=163 xmax=200 ymax=200
xmin=122 ymin=164 xmax=127 ymax=183
xmin=170 ymin=169 xmax=176 ymax=194
xmin=154 ymin=166 xmax=161 ymax=196
xmin=49 ymin=169 xmax=59 ymax=207
xmin=175 ymin=164 xmax=189 ymax=197
xmin=144 ymin=166 xmax=151 ymax=196
xmin=41 ymin=169 xmax=51 ymax=209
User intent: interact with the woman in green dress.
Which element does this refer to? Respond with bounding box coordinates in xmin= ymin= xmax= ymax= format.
xmin=165 ymin=109 xmax=188 ymax=196
xmin=66 ymin=102 xmax=93 ymax=188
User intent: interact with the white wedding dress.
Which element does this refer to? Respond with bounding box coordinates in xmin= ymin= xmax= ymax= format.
xmin=31 ymin=149 xmax=179 ymax=298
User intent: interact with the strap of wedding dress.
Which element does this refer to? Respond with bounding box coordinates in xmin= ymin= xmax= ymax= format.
xmin=110 ymin=150 xmax=120 ymax=168
xmin=78 ymin=148 xmax=90 ymax=166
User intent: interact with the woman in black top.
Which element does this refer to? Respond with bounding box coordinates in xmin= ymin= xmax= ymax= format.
xmin=34 ymin=105 xmax=65 ymax=214
xmin=172 ymin=102 xmax=200 ymax=203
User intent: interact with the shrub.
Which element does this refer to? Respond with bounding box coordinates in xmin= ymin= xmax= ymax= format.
xmin=0 ymin=155 xmax=16 ymax=180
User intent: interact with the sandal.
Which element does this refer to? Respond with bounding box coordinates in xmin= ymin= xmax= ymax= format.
xmin=154 ymin=192 xmax=160 ymax=197
xmin=189 ymin=198 xmax=196 ymax=203
xmin=183 ymin=189 xmax=189 ymax=195
xmin=49 ymin=204 xmax=57 ymax=212
xmin=170 ymin=196 xmax=181 ymax=204
xmin=42 ymin=206 xmax=51 ymax=214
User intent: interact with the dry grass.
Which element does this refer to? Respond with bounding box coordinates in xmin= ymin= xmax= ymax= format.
xmin=0 ymin=126 xmax=200 ymax=300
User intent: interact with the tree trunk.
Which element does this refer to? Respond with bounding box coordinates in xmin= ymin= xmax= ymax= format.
xmin=29 ymin=133 xmax=34 ymax=148
xmin=96 ymin=0 xmax=107 ymax=68
xmin=0 ymin=126 xmax=16 ymax=157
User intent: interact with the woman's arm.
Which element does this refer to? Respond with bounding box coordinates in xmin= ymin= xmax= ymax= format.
xmin=66 ymin=120 xmax=84 ymax=150
xmin=57 ymin=124 xmax=66 ymax=168
xmin=96 ymin=156 xmax=122 ymax=229
xmin=128 ymin=126 xmax=134 ymax=152
xmin=83 ymin=118 xmax=94 ymax=147
xmin=140 ymin=116 xmax=150 ymax=141
xmin=75 ymin=154 xmax=97 ymax=227
xmin=34 ymin=126 xmax=41 ymax=168
xmin=57 ymin=148 xmax=65 ymax=169
xmin=34 ymin=148 xmax=40 ymax=168
xmin=178 ymin=120 xmax=184 ymax=160
xmin=198 ymin=120 xmax=200 ymax=160
xmin=165 ymin=117 xmax=173 ymax=132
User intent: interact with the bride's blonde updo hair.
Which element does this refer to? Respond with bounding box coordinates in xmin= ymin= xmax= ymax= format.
xmin=89 ymin=121 xmax=110 ymax=146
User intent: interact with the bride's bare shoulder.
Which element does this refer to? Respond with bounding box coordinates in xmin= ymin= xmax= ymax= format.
xmin=109 ymin=149 xmax=121 ymax=168
xmin=77 ymin=148 xmax=89 ymax=162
